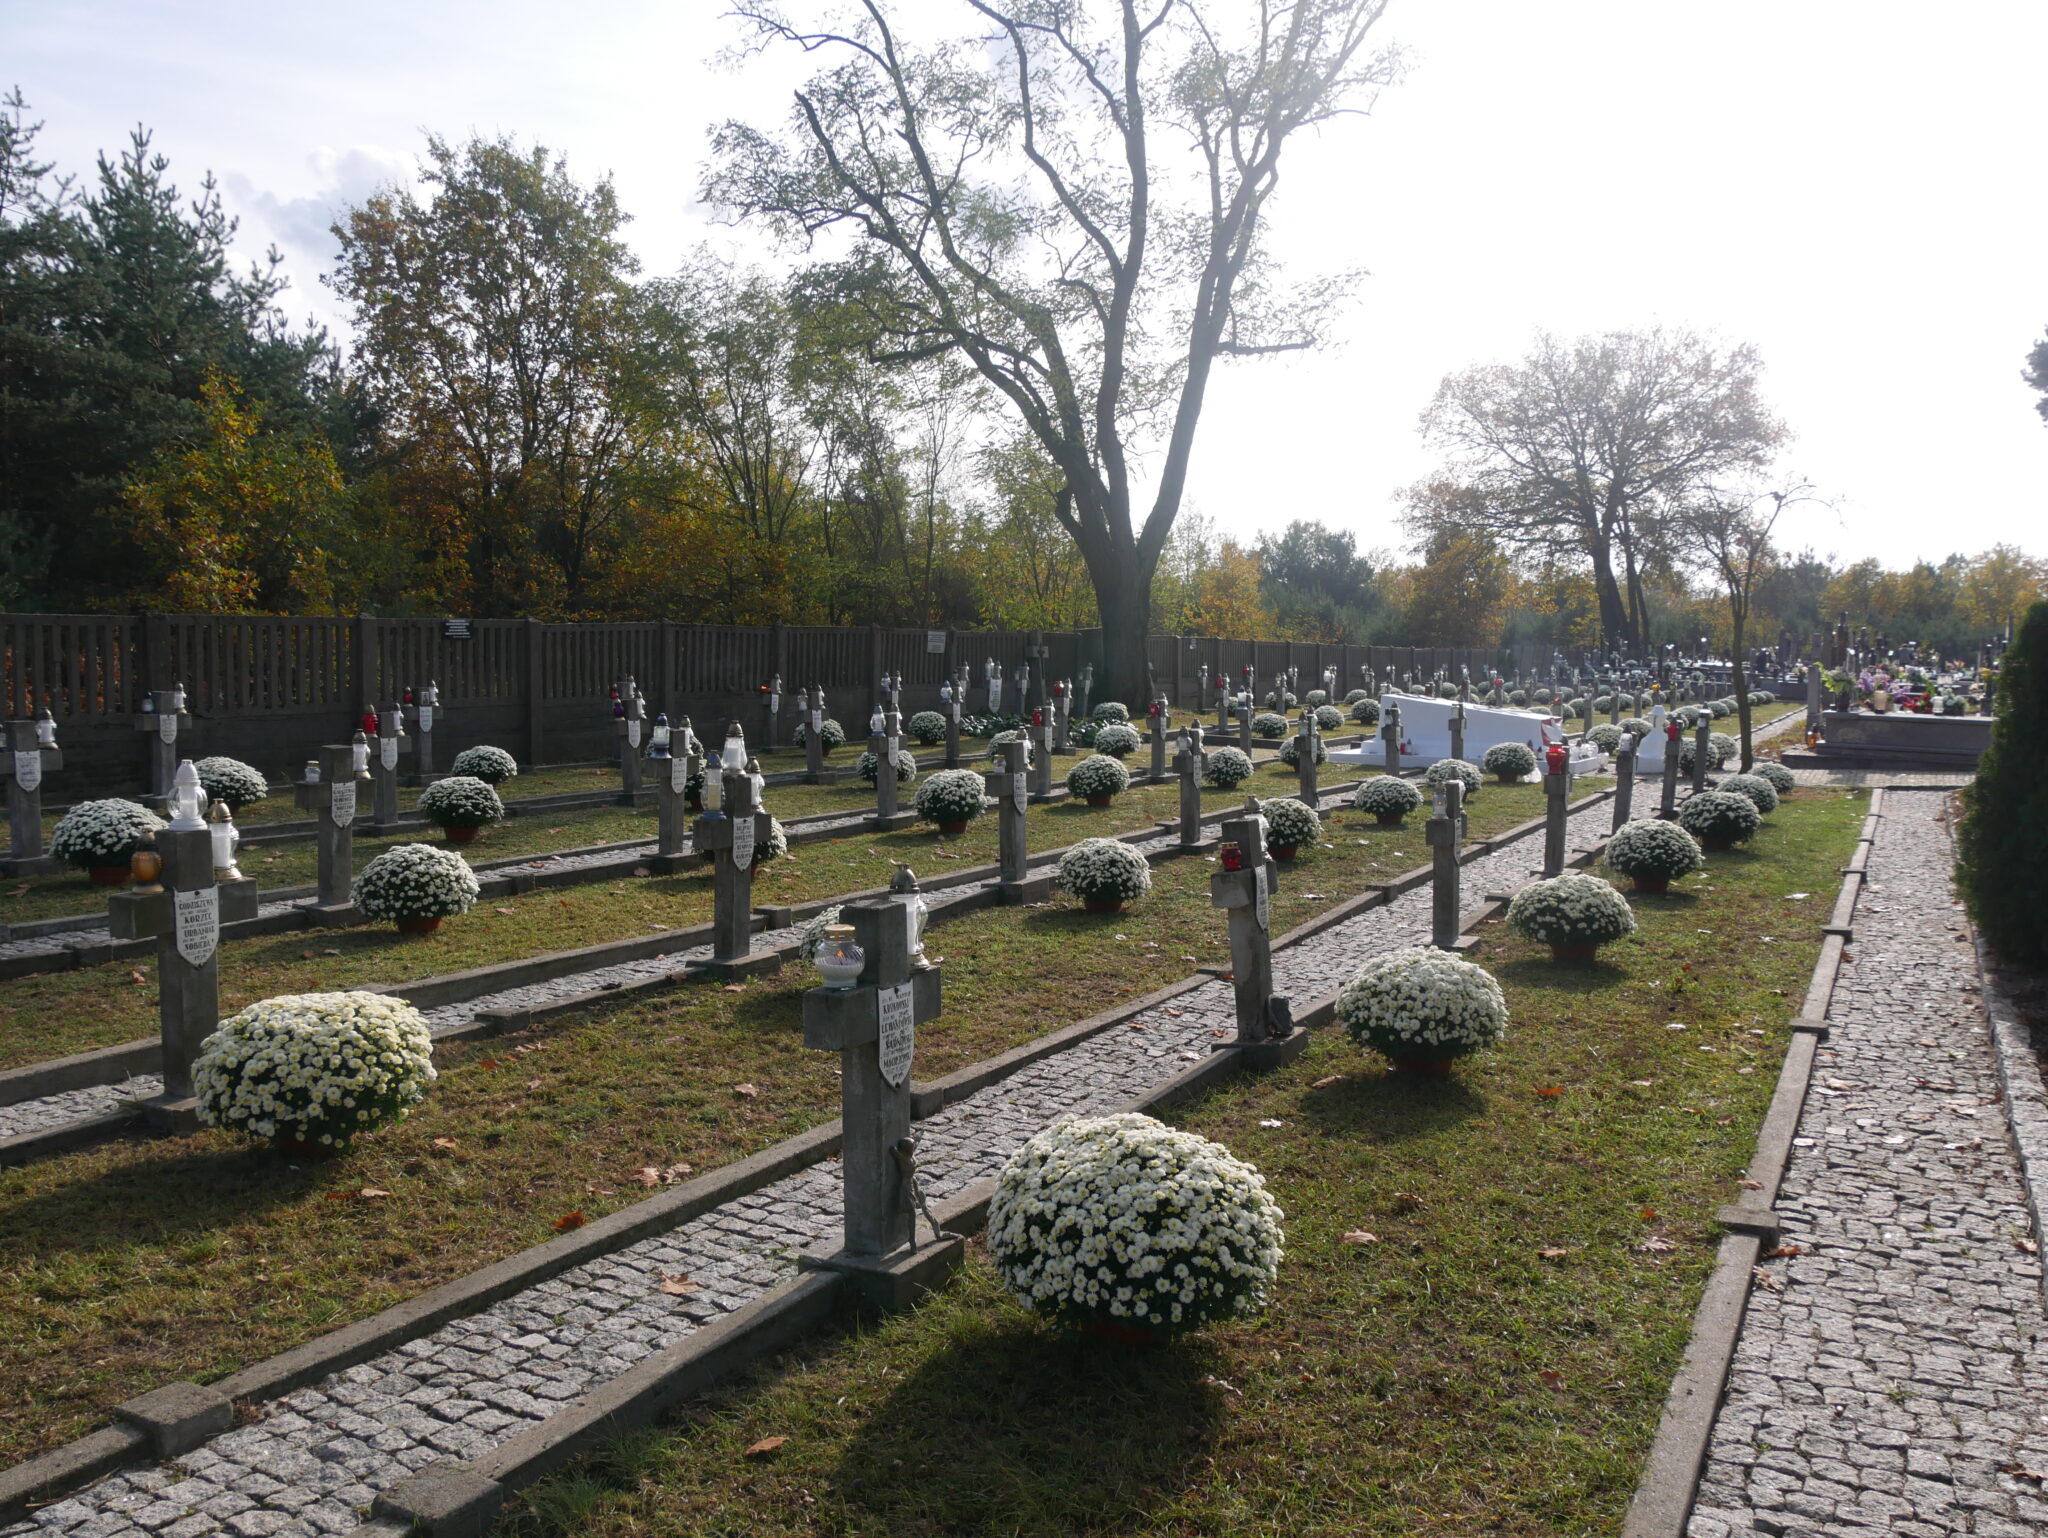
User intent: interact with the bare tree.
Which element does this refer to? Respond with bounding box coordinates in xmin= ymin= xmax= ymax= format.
xmin=1672 ymin=481 xmax=1821 ymax=769
xmin=708 ymin=0 xmax=1398 ymax=703
xmin=1415 ymin=329 xmax=1786 ymax=652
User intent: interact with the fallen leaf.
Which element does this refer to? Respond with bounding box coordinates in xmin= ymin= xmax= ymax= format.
xmin=1766 ymin=1244 xmax=1803 ymax=1259
xmin=300 ymin=950 xmax=315 ymax=960
xmin=2017 ymin=1236 xmax=2041 ymax=1255
xmin=745 ymin=1436 xmax=788 ymax=1459
xmin=1257 ymin=1118 xmax=1285 ymax=1129
xmin=1751 ymin=1266 xmax=1782 ymax=1291
xmin=1999 ymin=1463 xmax=2048 ymax=1482
xmin=1638 ymin=1235 xmax=1678 ymax=1253
xmin=553 ymin=1211 xmax=587 ymax=1232
xmin=358 ymin=1187 xmax=391 ymax=1200
xmin=1539 ymin=1369 xmax=1565 ymax=1389
xmin=495 ymin=906 xmax=516 ymax=916
xmin=661 ymin=1161 xmax=695 ymax=1182
xmin=1639 ymin=1206 xmax=1659 ymax=1222
xmin=632 ymin=1167 xmax=662 ymax=1188
xmin=8 ymin=883 xmax=28 ymax=897
xmin=659 ymin=1272 xmax=696 ymax=1295
xmin=1534 ymin=1085 xmax=1565 ymax=1097
xmin=1200 ymin=1374 xmax=1241 ymax=1396
xmin=1311 ymin=1075 xmax=1345 ymax=1089
xmin=733 ymin=1083 xmax=760 ymax=1098
xmin=722 ymin=983 xmax=748 ymax=993
xmin=1390 ymin=1191 xmax=1424 ymax=1214
xmin=477 ymin=1058 xmax=500 ymax=1070
xmin=323 ymin=947 xmax=340 ymax=956
xmin=128 ymin=968 xmax=148 ymax=985
xmin=1342 ymin=1230 xmax=1379 ymax=1245
xmin=1538 ymin=1247 xmax=1571 ymax=1259
xmin=430 ymin=1136 xmax=459 ymax=1152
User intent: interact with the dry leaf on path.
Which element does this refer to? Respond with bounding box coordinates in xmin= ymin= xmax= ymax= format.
xmin=631 ymin=1167 xmax=661 ymax=1188
xmin=659 ymin=1273 xmax=696 ymax=1296
xmin=661 ymin=1162 xmax=695 ymax=1182
xmin=1751 ymin=1267 xmax=1783 ymax=1291
xmin=553 ymin=1211 xmax=587 ymax=1232
xmin=744 ymin=1436 xmax=788 ymax=1459
xmin=1539 ymin=1247 xmax=1571 ymax=1259
xmin=1638 ymin=1236 xmax=1678 ymax=1254
xmin=1534 ymin=1085 xmax=1565 ymax=1097
xmin=2016 ymin=1236 xmax=2040 ymax=1255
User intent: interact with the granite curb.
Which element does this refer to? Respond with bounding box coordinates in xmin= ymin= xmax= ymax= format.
xmin=1618 ymin=785 xmax=1883 ymax=1538
xmin=1964 ymin=872 xmax=2048 ymax=1316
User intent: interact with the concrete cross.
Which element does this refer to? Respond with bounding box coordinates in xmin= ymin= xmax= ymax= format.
xmin=1209 ymin=804 xmax=1294 ymax=1047
xmin=803 ymin=686 xmax=827 ymax=784
xmin=1805 ymin=634 xmax=1824 ymax=737
xmin=614 ymin=679 xmax=646 ymax=803
xmin=985 ymin=657 xmax=1003 ymax=717
xmin=869 ymin=705 xmax=918 ymax=831
xmin=940 ymin=675 xmax=963 ymax=769
xmin=133 ymin=688 xmax=191 ymax=806
xmin=106 ymin=813 xmax=259 ymax=1116
xmin=1 ymin=713 xmax=62 ymax=869
xmin=763 ymin=673 xmax=783 ymax=751
xmin=646 ymin=714 xmax=696 ymax=872
xmin=1692 ymin=714 xmax=1712 ymax=794
xmin=1052 ymin=682 xmax=1072 ymax=754
xmin=982 ymin=737 xmax=1046 ymax=901
xmin=1029 ymin=709 xmax=1055 ymax=800
xmin=692 ymin=763 xmax=781 ymax=978
xmin=370 ymin=700 xmax=412 ymax=828
xmin=1381 ymin=705 xmax=1403 ymax=779
xmin=799 ymin=899 xmax=958 ymax=1308
xmin=406 ymin=681 xmax=442 ymax=784
xmin=1542 ymin=750 xmax=1572 ymax=879
xmin=1428 ymin=777 xmax=1471 ymax=950
xmin=1449 ymin=693 xmax=1467 ymax=765
xmin=292 ymin=742 xmax=367 ymax=920
xmin=1612 ymin=731 xmax=1638 ymax=833
xmin=1175 ymin=725 xmax=1208 ymax=849
xmin=1147 ymin=694 xmax=1171 ymax=783
xmin=1294 ymin=707 xmax=1319 ymax=804
xmin=1236 ymin=691 xmax=1254 ymax=755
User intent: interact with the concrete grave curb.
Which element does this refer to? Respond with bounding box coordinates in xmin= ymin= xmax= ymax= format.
xmin=1617 ymin=787 xmax=1884 ymax=1538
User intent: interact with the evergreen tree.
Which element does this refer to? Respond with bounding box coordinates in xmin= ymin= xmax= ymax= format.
xmin=1957 ymin=599 xmax=2048 ymax=966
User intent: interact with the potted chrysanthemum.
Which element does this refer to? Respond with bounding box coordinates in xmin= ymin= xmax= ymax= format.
xmin=352 ymin=842 xmax=481 ymax=933
xmin=1263 ymin=796 xmax=1322 ymax=860
xmin=914 ymin=768 xmax=987 ymax=834
xmin=986 ymin=1113 xmax=1284 ymax=1345
xmin=1603 ymin=818 xmax=1704 ymax=894
xmin=50 ymin=798 xmax=166 ymax=885
xmin=1506 ymin=872 xmax=1637 ymax=962
xmin=449 ymin=744 xmax=519 ymax=784
xmin=1067 ymin=753 xmax=1130 ymax=806
xmin=1352 ymin=775 xmax=1421 ymax=825
xmin=857 ymin=747 xmax=918 ymax=785
xmin=194 ymin=756 xmax=269 ymax=810
xmin=1677 ymin=789 xmax=1762 ymax=851
xmin=1202 ymin=746 xmax=1255 ymax=788
xmin=1481 ymin=742 xmax=1537 ymax=784
xmin=794 ymin=717 xmax=846 ymax=754
xmin=1092 ymin=722 xmax=1141 ymax=758
xmin=416 ymin=775 xmax=505 ymax=844
xmin=1423 ymin=758 xmax=1481 ymax=798
xmin=907 ymin=710 xmax=948 ymax=745
xmin=1716 ymin=773 xmax=1780 ymax=815
xmin=1055 ymin=836 xmax=1151 ymax=912
xmin=1336 ymin=946 xmax=1508 ymax=1075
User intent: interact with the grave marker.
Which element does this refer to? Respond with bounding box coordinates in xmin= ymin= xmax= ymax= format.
xmin=613 ymin=679 xmax=646 ymax=803
xmin=983 ymin=737 xmax=1048 ymax=902
xmin=762 ymin=673 xmax=783 ymax=751
xmin=1052 ymin=679 xmax=1072 ymax=753
xmin=1 ymin=711 xmax=62 ymax=868
xmin=1692 ymin=714 xmax=1712 ymax=795
xmin=869 ymin=704 xmax=918 ymax=831
xmin=646 ymin=714 xmax=691 ymax=872
xmin=369 ymin=701 xmax=411 ymax=828
xmin=406 ymin=680 xmax=442 ymax=784
xmin=1381 ymin=704 xmax=1403 ymax=779
xmin=1612 ymin=731 xmax=1637 ymax=832
xmin=133 ymin=686 xmax=191 ymax=806
xmin=693 ymin=746 xmax=781 ymax=978
xmin=1543 ymin=743 xmax=1571 ymax=878
xmin=799 ymin=900 xmax=959 ymax=1307
xmin=107 ymin=762 xmax=258 ymax=1122
xmin=940 ymin=674 xmax=963 ymax=769
xmin=1147 ymin=694 xmax=1171 ymax=783
xmin=1295 ymin=707 xmax=1319 ymax=804
xmin=292 ymin=739 xmax=369 ymax=921
xmin=1175 ymin=724 xmax=1208 ymax=848
xmin=1428 ymin=776 xmax=1471 ymax=950
xmin=1208 ymin=804 xmax=1306 ymax=1064
xmin=803 ymin=686 xmax=826 ymax=784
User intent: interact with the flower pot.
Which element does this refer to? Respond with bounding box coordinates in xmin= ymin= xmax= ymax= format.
xmin=1082 ymin=896 xmax=1127 ymax=914
xmin=938 ymin=821 xmax=970 ymax=836
xmin=1390 ymin=1055 xmax=1456 ymax=1078
xmin=1630 ymin=875 xmax=1671 ymax=894
xmin=1550 ymin=940 xmax=1602 ymax=963
xmin=1270 ymin=845 xmax=1298 ymax=861
xmin=1495 ymin=773 xmax=1521 ymax=784
xmin=686 ymin=795 xmax=703 ymax=813
xmin=1374 ymin=812 xmax=1406 ymax=826
xmin=397 ymin=916 xmax=444 ymax=934
xmin=1700 ymin=837 xmax=1738 ymax=853
xmin=274 ymin=1135 xmax=340 ymax=1161
xmin=87 ymin=864 xmax=131 ymax=887
xmin=442 ymin=825 xmax=480 ymax=845
xmin=1086 ymin=793 xmax=1114 ymax=807
xmin=1078 ymin=1317 xmax=1162 ymax=1348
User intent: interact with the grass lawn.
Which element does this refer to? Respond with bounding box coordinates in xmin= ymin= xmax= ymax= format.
xmin=0 ymin=758 xmax=1374 ymax=1071
xmin=0 ymin=776 xmax=1554 ymax=1461
xmin=482 ymin=786 xmax=1866 ymax=1538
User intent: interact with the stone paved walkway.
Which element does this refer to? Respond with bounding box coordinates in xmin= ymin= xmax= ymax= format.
xmin=0 ymin=799 xmax=1613 ymax=1538
xmin=1687 ymin=791 xmax=2048 ymax=1537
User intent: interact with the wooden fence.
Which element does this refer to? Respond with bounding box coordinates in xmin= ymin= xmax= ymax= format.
xmin=1 ymin=611 xmax=1554 ymax=796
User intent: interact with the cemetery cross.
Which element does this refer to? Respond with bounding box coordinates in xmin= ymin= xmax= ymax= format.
xmin=133 ymin=686 xmax=192 ymax=806
xmin=1 ymin=711 xmax=62 ymax=865
xmin=692 ymin=744 xmax=780 ymax=977
xmin=1209 ymin=803 xmax=1290 ymax=1044
xmin=292 ymin=738 xmax=370 ymax=919
xmin=1428 ymin=775 xmax=1468 ymax=950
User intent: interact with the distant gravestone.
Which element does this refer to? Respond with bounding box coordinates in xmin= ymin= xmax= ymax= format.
xmin=293 ymin=740 xmax=366 ymax=921
xmin=1428 ymin=776 xmax=1469 ymax=950
xmin=693 ymin=756 xmax=780 ymax=979
xmin=1 ymin=713 xmax=62 ymax=868
xmin=1207 ymin=804 xmax=1303 ymax=1065
xmin=133 ymin=687 xmax=191 ymax=806
xmin=1175 ymin=724 xmax=1208 ymax=849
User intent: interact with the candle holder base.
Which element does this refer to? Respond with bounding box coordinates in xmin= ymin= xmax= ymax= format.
xmin=799 ymin=1234 xmax=965 ymax=1313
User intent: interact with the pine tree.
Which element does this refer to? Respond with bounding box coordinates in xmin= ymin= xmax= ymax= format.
xmin=1957 ymin=599 xmax=2048 ymax=965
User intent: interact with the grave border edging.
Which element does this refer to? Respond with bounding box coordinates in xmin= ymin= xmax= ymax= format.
xmin=1617 ymin=786 xmax=1883 ymax=1538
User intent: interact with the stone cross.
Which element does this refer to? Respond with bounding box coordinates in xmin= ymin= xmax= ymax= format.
xmin=1012 ymin=663 xmax=1031 ymax=721
xmin=1175 ymin=725 xmax=1207 ymax=848
xmin=407 ymin=681 xmax=442 ymax=783
xmin=869 ymin=706 xmax=916 ymax=830
xmin=983 ymin=733 xmax=1048 ymax=901
xmin=763 ymin=673 xmax=783 ymax=751
xmin=941 ymin=676 xmax=963 ymax=769
xmin=985 ymin=657 xmax=1003 ymax=716
xmin=106 ymin=813 xmax=258 ymax=1112
xmin=1052 ymin=681 xmax=1072 ymax=754
xmin=1610 ymin=686 xmax=1623 ymax=728
xmin=1198 ymin=663 xmax=1211 ymax=712
xmin=1236 ymin=691 xmax=1254 ymax=755
xmin=1543 ymin=750 xmax=1572 ymax=878
xmin=370 ymin=700 xmax=411 ymax=828
xmin=803 ymin=686 xmax=826 ymax=784
xmin=1029 ymin=711 xmax=1054 ymax=800
xmin=614 ymin=679 xmax=645 ymax=803
xmin=1077 ymin=662 xmax=1094 ymax=718
xmin=1 ymin=713 xmax=62 ymax=866
xmin=1380 ymin=705 xmax=1403 ymax=779
xmin=293 ymin=742 xmax=367 ymax=919
xmin=1805 ymin=635 xmax=1824 ymax=737
xmin=1428 ymin=777 xmax=1468 ymax=950
xmin=1691 ymin=714 xmax=1712 ymax=794
xmin=646 ymin=715 xmax=694 ymax=871
xmin=133 ymin=688 xmax=191 ymax=806
xmin=1659 ymin=723 xmax=1682 ymax=816
xmin=693 ymin=764 xmax=780 ymax=978
xmin=1612 ymin=732 xmax=1637 ymax=832
xmin=1449 ymin=693 xmax=1466 ymax=765
xmin=1209 ymin=805 xmax=1287 ymax=1043
xmin=1294 ymin=707 xmax=1319 ymax=804
xmin=1147 ymin=695 xmax=1171 ymax=783
xmin=800 ymin=900 xmax=952 ymax=1295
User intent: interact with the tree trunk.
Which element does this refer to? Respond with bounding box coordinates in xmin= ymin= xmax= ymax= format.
xmin=1731 ymin=606 xmax=1753 ymax=771
xmin=1590 ymin=542 xmax=1629 ymax=650
xmin=1088 ymin=552 xmax=1155 ymax=708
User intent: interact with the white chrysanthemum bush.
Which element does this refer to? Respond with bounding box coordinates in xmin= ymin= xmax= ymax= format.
xmin=1677 ymin=789 xmax=1762 ymax=848
xmin=1313 ymin=704 xmax=1343 ymax=732
xmin=1092 ymin=722 xmax=1141 ymax=757
xmin=1751 ymin=761 xmax=1797 ymax=797
xmin=194 ymin=756 xmax=269 ymax=810
xmin=1202 ymin=746 xmax=1254 ymax=788
xmin=1336 ymin=946 xmax=1508 ymax=1067
xmin=985 ymin=1113 xmax=1285 ymax=1335
xmin=1506 ymin=872 xmax=1637 ymax=953
xmin=1277 ymin=732 xmax=1327 ymax=768
xmin=192 ymin=991 xmax=437 ymax=1151
xmin=914 ymin=768 xmax=987 ymax=829
xmin=793 ymin=717 xmax=846 ymax=750
xmin=353 ymin=843 xmax=481 ymax=924
xmin=1587 ymin=725 xmax=1624 ymax=753
xmin=1422 ymin=758 xmax=1480 ymax=797
xmin=1067 ymin=753 xmax=1131 ymax=802
xmin=1090 ymin=700 xmax=1130 ymax=723
xmin=1677 ymin=733 xmax=1739 ymax=773
xmin=417 ymin=775 xmax=505 ymax=830
xmin=1252 ymin=711 xmax=1289 ymax=738
xmin=1481 ymin=742 xmax=1537 ymax=782
xmin=1055 ymin=837 xmax=1152 ymax=908
xmin=1603 ymin=818 xmax=1705 ymax=890
xmin=1349 ymin=698 xmax=1380 ymax=725
xmin=50 ymin=799 xmax=165 ymax=868
xmin=449 ymin=744 xmax=518 ymax=783
xmin=1262 ymin=796 xmax=1322 ymax=853
xmin=1716 ymin=773 xmax=1780 ymax=815
xmin=857 ymin=748 xmax=918 ymax=785
xmin=907 ymin=710 xmax=948 ymax=744
xmin=1352 ymin=775 xmax=1421 ymax=822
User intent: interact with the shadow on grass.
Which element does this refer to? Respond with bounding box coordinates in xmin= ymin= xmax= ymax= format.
xmin=1299 ymin=1068 xmax=1486 ymax=1142
xmin=1492 ymin=956 xmax=1631 ymax=997
xmin=832 ymin=1316 xmax=1227 ymax=1532
xmin=0 ymin=1139 xmax=321 ymax=1259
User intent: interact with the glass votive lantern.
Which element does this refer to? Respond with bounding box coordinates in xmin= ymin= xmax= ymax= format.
xmin=813 ymin=925 xmax=865 ymax=990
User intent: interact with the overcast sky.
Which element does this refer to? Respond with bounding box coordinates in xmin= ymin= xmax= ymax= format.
xmin=10 ymin=0 xmax=2045 ymax=570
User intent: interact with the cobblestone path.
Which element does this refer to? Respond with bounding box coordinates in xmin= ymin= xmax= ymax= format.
xmin=1687 ymin=791 xmax=2048 ymax=1537
xmin=1 ymin=801 xmax=1612 ymax=1538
